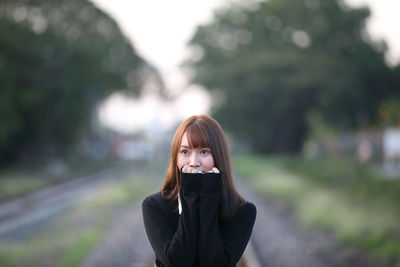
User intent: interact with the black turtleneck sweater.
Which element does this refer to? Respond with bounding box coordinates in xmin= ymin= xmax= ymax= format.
xmin=142 ymin=172 xmax=256 ymax=267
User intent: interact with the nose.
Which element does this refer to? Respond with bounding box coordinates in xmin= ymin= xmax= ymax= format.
xmin=189 ymin=152 xmax=200 ymax=167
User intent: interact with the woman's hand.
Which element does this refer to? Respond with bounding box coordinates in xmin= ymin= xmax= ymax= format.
xmin=181 ymin=166 xmax=220 ymax=174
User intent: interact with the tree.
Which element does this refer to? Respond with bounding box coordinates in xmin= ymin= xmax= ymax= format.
xmin=185 ymin=0 xmax=398 ymax=153
xmin=0 ymin=0 xmax=161 ymax=164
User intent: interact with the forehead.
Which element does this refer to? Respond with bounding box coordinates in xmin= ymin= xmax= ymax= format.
xmin=181 ymin=128 xmax=210 ymax=148
xmin=180 ymin=133 xmax=189 ymax=145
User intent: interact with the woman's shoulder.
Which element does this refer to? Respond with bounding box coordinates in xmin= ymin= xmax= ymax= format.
xmin=242 ymin=200 xmax=257 ymax=213
xmin=143 ymin=191 xmax=163 ymax=203
xmin=142 ymin=192 xmax=163 ymax=208
xmin=234 ymin=200 xmax=257 ymax=221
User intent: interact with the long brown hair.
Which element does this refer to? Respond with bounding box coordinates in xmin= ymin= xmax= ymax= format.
xmin=161 ymin=114 xmax=244 ymax=222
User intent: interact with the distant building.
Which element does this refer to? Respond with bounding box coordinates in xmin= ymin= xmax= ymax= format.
xmin=383 ymin=127 xmax=400 ymax=165
xmin=110 ymin=133 xmax=152 ymax=160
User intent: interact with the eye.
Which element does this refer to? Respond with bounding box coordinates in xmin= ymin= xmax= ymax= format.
xmin=180 ymin=149 xmax=189 ymax=155
xmin=200 ymin=149 xmax=210 ymax=155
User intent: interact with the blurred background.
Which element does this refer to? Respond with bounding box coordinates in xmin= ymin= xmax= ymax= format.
xmin=0 ymin=0 xmax=399 ymax=266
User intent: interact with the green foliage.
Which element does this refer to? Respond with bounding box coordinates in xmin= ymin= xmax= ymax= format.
xmin=379 ymin=96 xmax=400 ymax=126
xmin=277 ymin=155 xmax=400 ymax=204
xmin=0 ymin=0 xmax=156 ymax=164
xmin=186 ymin=0 xmax=399 ymax=153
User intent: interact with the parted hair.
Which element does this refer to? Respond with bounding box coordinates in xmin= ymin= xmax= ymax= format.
xmin=161 ymin=114 xmax=244 ymax=222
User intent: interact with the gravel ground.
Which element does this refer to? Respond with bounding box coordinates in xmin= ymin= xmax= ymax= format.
xmin=236 ymin=178 xmax=326 ymax=267
xmin=82 ymin=200 xmax=155 ymax=267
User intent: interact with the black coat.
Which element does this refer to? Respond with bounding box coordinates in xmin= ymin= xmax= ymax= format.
xmin=142 ymin=172 xmax=256 ymax=267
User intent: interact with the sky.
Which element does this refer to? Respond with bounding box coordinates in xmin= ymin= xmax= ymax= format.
xmin=93 ymin=0 xmax=400 ymax=134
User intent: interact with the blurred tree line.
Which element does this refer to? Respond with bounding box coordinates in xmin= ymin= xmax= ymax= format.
xmin=185 ymin=0 xmax=400 ymax=153
xmin=0 ymin=0 xmax=160 ymax=165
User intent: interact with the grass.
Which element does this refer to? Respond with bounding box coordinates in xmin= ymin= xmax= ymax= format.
xmin=57 ymin=229 xmax=104 ymax=267
xmin=0 ymin=160 xmax=163 ymax=267
xmin=0 ymin=176 xmax=52 ymax=201
xmin=233 ymin=154 xmax=400 ymax=265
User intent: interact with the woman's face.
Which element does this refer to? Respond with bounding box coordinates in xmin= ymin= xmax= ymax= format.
xmin=177 ymin=132 xmax=215 ymax=173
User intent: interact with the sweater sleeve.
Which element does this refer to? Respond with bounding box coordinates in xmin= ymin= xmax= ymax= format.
xmin=142 ymin=173 xmax=201 ymax=267
xmin=198 ymin=173 xmax=257 ymax=267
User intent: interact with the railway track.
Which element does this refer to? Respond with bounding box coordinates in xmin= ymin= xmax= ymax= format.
xmin=0 ymin=165 xmax=129 ymax=238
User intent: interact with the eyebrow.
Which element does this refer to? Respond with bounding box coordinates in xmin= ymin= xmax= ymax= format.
xmin=180 ymin=145 xmax=211 ymax=149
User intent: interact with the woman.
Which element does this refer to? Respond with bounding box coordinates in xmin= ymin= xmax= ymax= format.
xmin=142 ymin=114 xmax=256 ymax=267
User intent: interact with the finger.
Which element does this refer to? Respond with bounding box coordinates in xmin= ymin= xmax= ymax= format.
xmin=212 ymin=167 xmax=220 ymax=173
xmin=182 ymin=166 xmax=189 ymax=173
